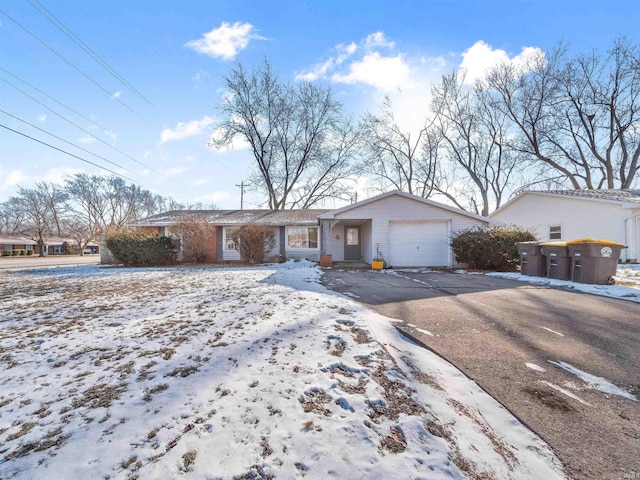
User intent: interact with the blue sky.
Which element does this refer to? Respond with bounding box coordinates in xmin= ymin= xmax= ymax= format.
xmin=1 ymin=0 xmax=638 ymax=209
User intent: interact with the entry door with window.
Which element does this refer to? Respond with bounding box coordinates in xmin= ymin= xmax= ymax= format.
xmin=344 ymin=226 xmax=361 ymax=261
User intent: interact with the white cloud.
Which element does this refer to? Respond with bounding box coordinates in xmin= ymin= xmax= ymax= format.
xmin=295 ymin=32 xmax=417 ymax=92
xmin=200 ymin=190 xmax=230 ymax=203
xmin=191 ymin=178 xmax=208 ymax=186
xmin=295 ymin=42 xmax=357 ymax=82
xmin=164 ymin=166 xmax=188 ymax=176
xmin=364 ymin=32 xmax=394 ymax=49
xmin=185 ymin=22 xmax=264 ymax=60
xmin=37 ymin=114 xmax=46 ymax=122
xmin=2 ymin=169 xmax=28 ymax=188
xmin=112 ymin=91 xmax=122 ymax=99
xmin=459 ymin=40 xmax=543 ymax=84
xmin=332 ymin=52 xmax=415 ymax=92
xmin=209 ymin=125 xmax=250 ymax=151
xmin=160 ymin=116 xmax=215 ymax=144
xmin=104 ymin=130 xmax=117 ymax=145
xmin=78 ymin=134 xmax=96 ymax=145
xmin=42 ymin=167 xmax=83 ymax=185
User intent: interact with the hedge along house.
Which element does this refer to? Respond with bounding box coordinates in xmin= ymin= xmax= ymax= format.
xmin=490 ymin=190 xmax=640 ymax=263
xmin=318 ymin=191 xmax=496 ymax=268
xmin=127 ymin=209 xmax=331 ymax=263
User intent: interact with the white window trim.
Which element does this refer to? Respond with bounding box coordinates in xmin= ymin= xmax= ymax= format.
xmin=223 ymin=227 xmax=239 ymax=251
xmin=286 ymin=226 xmax=319 ymax=250
xmin=549 ymin=224 xmax=563 ymax=240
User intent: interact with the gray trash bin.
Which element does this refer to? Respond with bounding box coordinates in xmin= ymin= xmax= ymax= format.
xmin=566 ymin=239 xmax=627 ymax=285
xmin=540 ymin=242 xmax=570 ymax=280
xmin=516 ymin=241 xmax=546 ymax=277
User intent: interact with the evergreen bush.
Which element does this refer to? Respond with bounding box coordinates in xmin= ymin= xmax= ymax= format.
xmin=106 ymin=231 xmax=178 ymax=267
xmin=450 ymin=225 xmax=536 ymax=271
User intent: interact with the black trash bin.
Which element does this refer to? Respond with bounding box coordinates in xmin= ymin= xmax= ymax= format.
xmin=540 ymin=242 xmax=570 ymax=280
xmin=516 ymin=241 xmax=546 ymax=277
xmin=566 ymin=239 xmax=627 ymax=285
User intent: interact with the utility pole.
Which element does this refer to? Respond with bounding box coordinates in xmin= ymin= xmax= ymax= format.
xmin=236 ymin=181 xmax=247 ymax=210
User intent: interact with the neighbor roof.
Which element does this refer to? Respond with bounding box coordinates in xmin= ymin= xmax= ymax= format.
xmin=0 ymin=235 xmax=36 ymax=245
xmin=128 ymin=209 xmax=332 ymax=228
xmin=491 ymin=189 xmax=640 ymax=217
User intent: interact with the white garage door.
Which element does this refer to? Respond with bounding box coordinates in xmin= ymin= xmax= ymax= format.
xmin=389 ymin=221 xmax=449 ymax=267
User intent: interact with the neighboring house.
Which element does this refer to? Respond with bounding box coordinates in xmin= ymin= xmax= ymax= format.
xmin=0 ymin=236 xmax=36 ymax=256
xmin=0 ymin=236 xmax=100 ymax=256
xmin=128 ymin=191 xmax=496 ymax=268
xmin=490 ymin=189 xmax=640 ymax=262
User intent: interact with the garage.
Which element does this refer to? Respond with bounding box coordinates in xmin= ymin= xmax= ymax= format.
xmin=389 ymin=221 xmax=449 ymax=267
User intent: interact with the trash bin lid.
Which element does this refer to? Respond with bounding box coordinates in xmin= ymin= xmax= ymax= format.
xmin=565 ymin=238 xmax=626 ymax=247
xmin=539 ymin=241 xmax=567 ymax=247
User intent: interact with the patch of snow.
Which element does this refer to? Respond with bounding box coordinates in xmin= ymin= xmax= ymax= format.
xmin=0 ymin=262 xmax=564 ymax=479
xmin=540 ymin=381 xmax=592 ymax=406
xmin=539 ymin=327 xmax=564 ymax=337
xmin=548 ymin=361 xmax=637 ymax=401
xmin=526 ymin=363 xmax=547 ymax=373
xmin=415 ymin=328 xmax=434 ymax=337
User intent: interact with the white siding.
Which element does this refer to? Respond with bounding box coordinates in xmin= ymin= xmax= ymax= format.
xmin=492 ymin=194 xmax=636 ymax=261
xmin=325 ymin=224 xmax=345 ymax=262
xmin=330 ymin=195 xmax=488 ymax=267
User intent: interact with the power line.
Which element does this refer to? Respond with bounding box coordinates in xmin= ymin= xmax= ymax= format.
xmin=0 ymin=9 xmax=139 ymax=116
xmin=0 ymin=66 xmax=109 ymax=132
xmin=1 ymin=124 xmax=138 ymax=183
xmin=1 ymin=76 xmax=175 ymax=182
xmin=25 ymin=0 xmax=153 ymax=106
xmin=0 ymin=109 xmax=134 ymax=174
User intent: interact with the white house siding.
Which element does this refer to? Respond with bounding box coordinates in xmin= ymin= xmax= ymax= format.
xmin=491 ymin=194 xmax=636 ymax=262
xmin=325 ymin=224 xmax=345 ymax=262
xmin=331 ymin=195 xmax=487 ymax=266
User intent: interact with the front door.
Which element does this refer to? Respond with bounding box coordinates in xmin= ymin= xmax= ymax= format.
xmin=344 ymin=226 xmax=361 ymax=261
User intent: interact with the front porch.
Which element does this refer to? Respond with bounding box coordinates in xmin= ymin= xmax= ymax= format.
xmin=320 ymin=219 xmax=374 ymax=264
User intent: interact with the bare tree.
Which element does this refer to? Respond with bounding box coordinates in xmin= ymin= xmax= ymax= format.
xmin=358 ymin=97 xmax=437 ymax=197
xmin=486 ymin=38 xmax=640 ymax=190
xmin=431 ymin=72 xmax=520 ymax=216
xmin=211 ymin=59 xmax=357 ymax=209
xmin=10 ymin=183 xmax=66 ymax=255
xmin=231 ymin=225 xmax=276 ymax=264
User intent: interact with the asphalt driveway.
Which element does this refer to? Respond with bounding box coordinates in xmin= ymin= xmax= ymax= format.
xmin=321 ymin=268 xmax=640 ymax=480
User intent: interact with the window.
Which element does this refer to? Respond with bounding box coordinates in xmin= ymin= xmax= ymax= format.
xmin=224 ymin=228 xmax=239 ymax=250
xmin=549 ymin=225 xmax=562 ymax=240
xmin=346 ymin=228 xmax=359 ymax=246
xmin=287 ymin=227 xmax=318 ymax=249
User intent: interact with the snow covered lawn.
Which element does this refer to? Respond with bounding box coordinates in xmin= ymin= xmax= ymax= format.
xmin=0 ymin=262 xmax=563 ymax=479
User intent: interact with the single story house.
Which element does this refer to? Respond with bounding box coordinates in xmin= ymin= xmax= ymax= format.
xmin=127 ymin=191 xmax=496 ymax=268
xmin=490 ymin=189 xmax=640 ymax=262
xmin=0 ymin=236 xmax=36 ymax=256
xmin=0 ymin=235 xmax=99 ymax=256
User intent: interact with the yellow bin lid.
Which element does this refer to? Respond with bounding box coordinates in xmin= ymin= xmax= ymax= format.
xmin=539 ymin=241 xmax=567 ymax=247
xmin=565 ymin=238 xmax=626 ymax=247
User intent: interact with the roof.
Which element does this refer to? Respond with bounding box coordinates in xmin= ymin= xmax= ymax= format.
xmin=0 ymin=235 xmax=36 ymax=245
xmin=533 ymin=189 xmax=640 ymax=203
xmin=491 ymin=189 xmax=640 ymax=217
xmin=318 ymin=190 xmax=499 ymax=224
xmin=128 ymin=209 xmax=332 ymax=228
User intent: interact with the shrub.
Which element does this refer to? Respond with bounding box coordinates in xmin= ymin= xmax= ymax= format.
xmin=106 ymin=231 xmax=178 ymax=267
xmin=174 ymin=215 xmax=217 ymax=264
xmin=450 ymin=225 xmax=537 ymax=271
xmin=231 ymin=225 xmax=276 ymax=264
